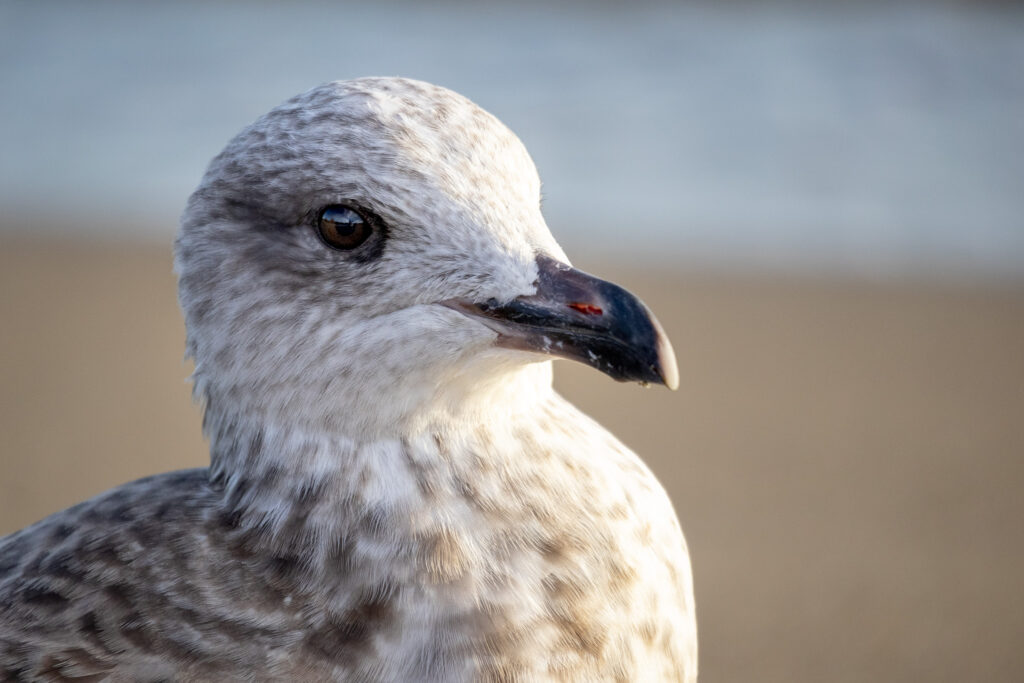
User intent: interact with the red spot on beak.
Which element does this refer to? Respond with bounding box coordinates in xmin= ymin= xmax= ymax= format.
xmin=568 ymin=302 xmax=603 ymax=316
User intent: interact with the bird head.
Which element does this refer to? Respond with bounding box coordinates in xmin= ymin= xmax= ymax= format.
xmin=176 ymin=78 xmax=676 ymax=439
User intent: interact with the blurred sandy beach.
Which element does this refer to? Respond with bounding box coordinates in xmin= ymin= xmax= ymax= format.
xmin=1 ymin=239 xmax=1021 ymax=682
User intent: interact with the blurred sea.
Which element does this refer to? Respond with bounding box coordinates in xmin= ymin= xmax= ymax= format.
xmin=1 ymin=1 xmax=1022 ymax=280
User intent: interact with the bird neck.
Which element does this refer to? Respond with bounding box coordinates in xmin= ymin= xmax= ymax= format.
xmin=202 ymin=360 xmax=560 ymax=560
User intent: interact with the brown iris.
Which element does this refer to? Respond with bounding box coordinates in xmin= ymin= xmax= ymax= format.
xmin=317 ymin=205 xmax=373 ymax=250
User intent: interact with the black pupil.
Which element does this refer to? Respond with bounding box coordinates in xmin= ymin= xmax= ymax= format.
xmin=324 ymin=207 xmax=361 ymax=234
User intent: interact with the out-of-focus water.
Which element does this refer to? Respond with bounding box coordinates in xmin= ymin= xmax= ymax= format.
xmin=1 ymin=1 xmax=1022 ymax=279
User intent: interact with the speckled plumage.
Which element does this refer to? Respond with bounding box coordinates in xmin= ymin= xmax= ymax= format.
xmin=0 ymin=78 xmax=696 ymax=681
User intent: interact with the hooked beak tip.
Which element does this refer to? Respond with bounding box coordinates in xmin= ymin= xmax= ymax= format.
xmin=655 ymin=327 xmax=680 ymax=391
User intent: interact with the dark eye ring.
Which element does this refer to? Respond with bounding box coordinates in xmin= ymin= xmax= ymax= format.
xmin=316 ymin=205 xmax=373 ymax=250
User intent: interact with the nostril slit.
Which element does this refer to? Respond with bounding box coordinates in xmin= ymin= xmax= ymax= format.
xmin=568 ymin=302 xmax=603 ymax=316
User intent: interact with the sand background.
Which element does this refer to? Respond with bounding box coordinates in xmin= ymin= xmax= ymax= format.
xmin=1 ymin=239 xmax=1022 ymax=682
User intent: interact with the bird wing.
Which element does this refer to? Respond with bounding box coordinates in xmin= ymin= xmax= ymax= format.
xmin=0 ymin=469 xmax=294 ymax=681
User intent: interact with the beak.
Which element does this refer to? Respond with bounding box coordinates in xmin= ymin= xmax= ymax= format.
xmin=445 ymin=255 xmax=678 ymax=389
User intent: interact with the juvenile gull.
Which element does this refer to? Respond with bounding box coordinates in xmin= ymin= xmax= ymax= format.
xmin=0 ymin=78 xmax=696 ymax=681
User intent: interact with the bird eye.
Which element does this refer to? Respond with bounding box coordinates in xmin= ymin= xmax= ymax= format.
xmin=316 ymin=205 xmax=373 ymax=250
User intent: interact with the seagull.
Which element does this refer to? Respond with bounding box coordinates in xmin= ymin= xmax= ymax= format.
xmin=0 ymin=78 xmax=696 ymax=681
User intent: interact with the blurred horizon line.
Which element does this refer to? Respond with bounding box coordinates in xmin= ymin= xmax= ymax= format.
xmin=5 ymin=215 xmax=1023 ymax=289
